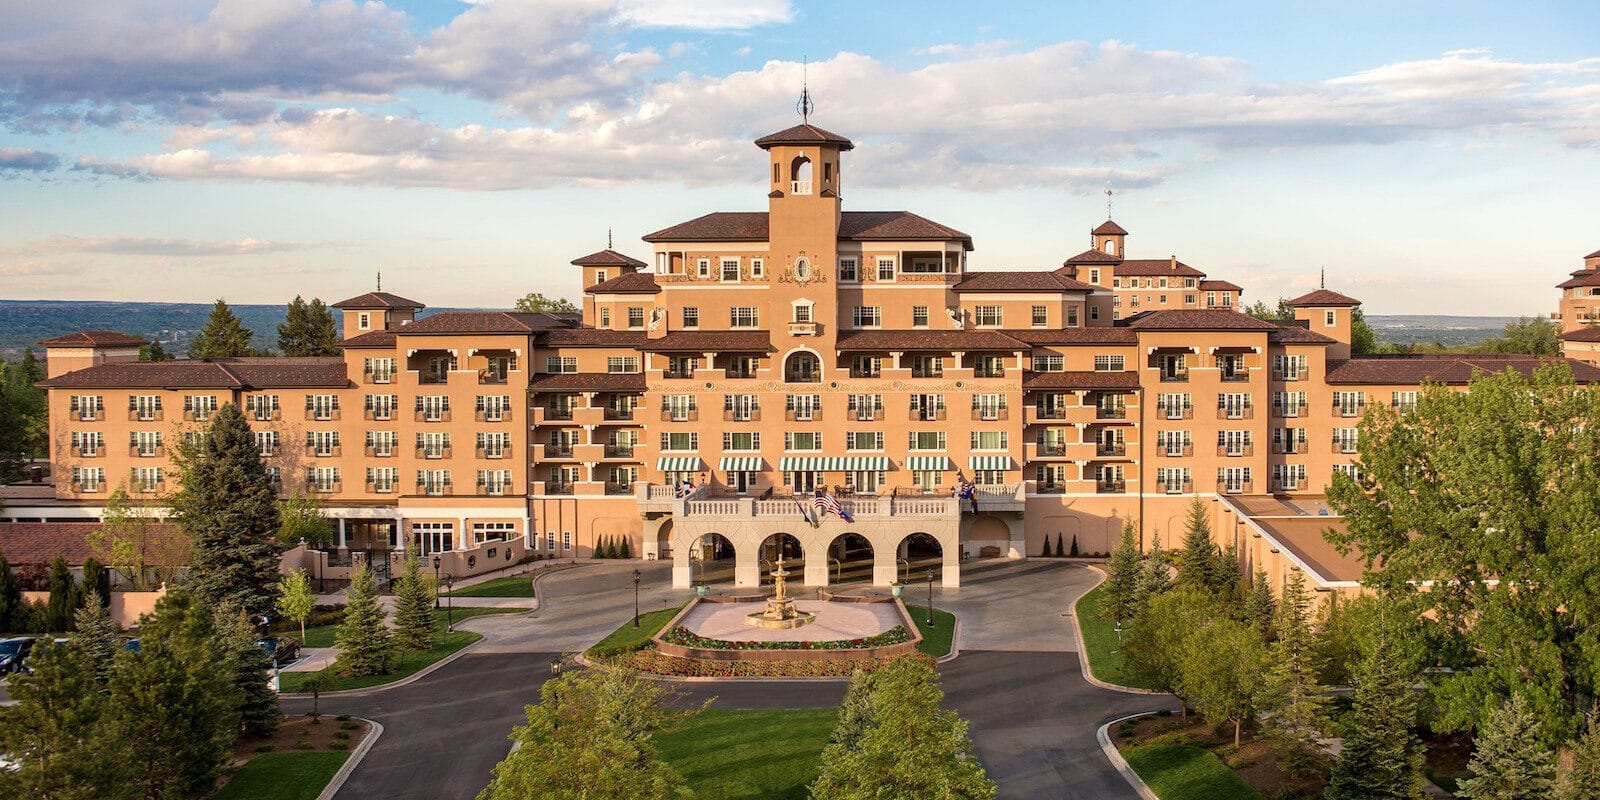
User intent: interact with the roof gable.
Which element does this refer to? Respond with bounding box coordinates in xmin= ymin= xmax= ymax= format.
xmin=571 ymin=249 xmax=647 ymax=268
xmin=1286 ymin=289 xmax=1361 ymax=307
xmin=331 ymin=291 xmax=425 ymax=310
xmin=754 ymin=123 xmax=854 ymax=151
xmin=1092 ymin=220 xmax=1128 ymax=235
xmin=37 ymin=331 xmax=148 ymax=348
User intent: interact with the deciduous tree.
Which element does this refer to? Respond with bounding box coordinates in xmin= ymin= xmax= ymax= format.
xmin=277 ymin=491 xmax=333 ymax=547
xmin=88 ymin=483 xmax=184 ymax=590
xmin=276 ymin=568 xmax=315 ymax=643
xmin=172 ymin=403 xmax=281 ymax=617
xmin=276 ymin=295 xmax=340 ymax=356
xmin=187 ymin=298 xmax=257 ymax=358
xmin=1123 ymin=587 xmax=1219 ymax=715
xmin=513 ymin=292 xmax=579 ymax=314
xmin=1179 ymin=616 xmax=1265 ymax=747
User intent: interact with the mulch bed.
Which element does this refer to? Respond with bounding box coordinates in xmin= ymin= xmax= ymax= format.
xmin=231 ymin=714 xmax=372 ymax=766
xmin=1111 ymin=712 xmax=1324 ymax=797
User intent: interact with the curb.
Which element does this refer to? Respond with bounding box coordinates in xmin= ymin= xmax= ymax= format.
xmin=1097 ymin=712 xmax=1161 ymax=800
xmin=316 ymin=717 xmax=384 ymax=800
xmin=1070 ymin=566 xmax=1166 ymax=696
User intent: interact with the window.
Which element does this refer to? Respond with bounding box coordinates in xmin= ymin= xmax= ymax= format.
xmin=412 ymin=522 xmax=454 ymax=555
xmin=845 ymin=470 xmax=883 ymax=494
xmin=723 ymin=394 xmax=760 ymax=421
xmin=656 ymin=252 xmax=669 ymax=274
xmin=721 ymin=258 xmax=740 ymax=282
xmin=1218 ymin=466 xmax=1252 ymax=493
xmin=1325 ymin=310 xmax=1337 ymax=327
xmin=307 ymin=394 xmax=339 ymax=420
xmin=1334 ymin=427 xmax=1359 ymax=453
xmin=1156 ymin=467 xmax=1192 ymax=493
xmin=730 ymin=307 xmax=759 ymax=328
xmin=131 ymin=431 xmax=163 ymax=457
xmin=1392 ymin=391 xmax=1419 ymax=412
xmin=70 ymin=395 xmax=104 ymax=421
xmin=846 ymin=431 xmax=884 ymax=451
xmin=1034 ymin=354 xmax=1064 ymax=372
xmin=696 ymin=258 xmax=710 ymax=278
xmin=477 ymin=470 xmax=513 ymax=496
xmin=599 ymin=308 xmax=611 ymax=328
xmin=364 ymin=466 xmax=397 ymax=493
xmin=1219 ymin=392 xmax=1252 ymax=419
xmin=1088 ymin=269 xmax=1100 ymax=284
xmin=722 ymin=431 xmax=760 ymax=451
xmin=183 ymin=394 xmax=218 ymax=421
xmin=71 ymin=431 xmax=104 ymax=457
xmin=912 ymin=306 xmax=929 ymax=327
xmin=307 ymin=431 xmax=340 ymax=457
xmin=417 ymin=470 xmax=452 ymax=496
xmin=424 ymin=355 xmax=454 ymax=382
xmin=909 ymin=431 xmax=947 ymax=450
xmin=132 ymin=467 xmax=164 ymax=492
xmin=909 ymin=393 xmax=946 ymax=420
xmin=627 ymin=307 xmax=645 ymax=328
xmin=914 ymin=470 xmax=944 ymax=491
xmin=727 ymin=356 xmax=757 ymax=378
xmin=751 ymin=258 xmax=764 ymax=278
xmin=1159 ymin=277 xmax=1168 ymax=288
xmin=839 ymin=258 xmax=859 ymax=282
xmin=970 ymin=431 xmax=1008 ymax=451
xmin=476 ymin=395 xmax=511 ymax=422
xmin=665 ymin=356 xmax=699 ymax=378
xmin=1333 ymin=391 xmax=1366 ymax=417
xmin=1026 ymin=305 xmax=1047 ymax=327
xmin=1093 ymin=355 xmax=1125 ymax=372
xmin=972 ymin=394 xmax=1007 ymax=420
xmin=660 ymin=432 xmax=698 ymax=451
xmin=664 ymin=395 xmax=697 ymax=421
xmin=417 ymin=432 xmax=451 ymax=459
xmin=547 ymin=356 xmax=577 ymax=373
xmin=972 ymin=470 xmax=1004 ymax=486
xmin=1155 ymin=430 xmax=1193 ymax=457
xmin=595 ymin=270 xmax=608 ymax=284
xmin=1218 ymin=430 xmax=1252 ymax=457
xmin=1273 ymin=427 xmax=1308 ymax=454
xmin=792 ymin=303 xmax=812 ymax=323
xmin=1186 ymin=278 xmax=1196 ymax=288
xmin=131 ymin=395 xmax=162 ymax=421
xmin=365 ymin=357 xmax=396 ymax=383
xmin=911 ymin=355 xmax=943 ymax=378
xmin=847 ymin=393 xmax=883 ymax=420
xmin=794 ymin=258 xmax=812 ymax=281
xmin=364 ymin=394 xmax=396 ymax=421
xmin=852 ymin=306 xmax=881 ymax=328
xmin=417 ymin=395 xmax=450 ymax=422
xmin=307 ymin=467 xmax=341 ymax=493
xmin=1273 ymin=354 xmax=1308 ymax=380
xmin=1333 ymin=464 xmax=1362 ymax=482
xmin=477 ymin=432 xmax=511 ymax=458
xmin=785 ymin=394 xmax=820 ymax=421
xmin=1157 ymin=392 xmax=1192 ymax=420
xmin=1090 ymin=305 xmax=1100 ymax=321
xmin=785 ymin=431 xmax=823 ymax=450
xmin=1185 ymin=294 xmax=1196 ymax=305
xmin=1066 ymin=306 xmax=1080 ymax=327
xmin=1158 ymin=294 xmax=1168 ymax=305
xmin=682 ymin=307 xmax=700 ymax=328
xmin=366 ymin=431 xmax=397 ymax=457
xmin=358 ymin=313 xmax=371 ymax=330
xmin=474 ymin=522 xmax=516 ymax=544
xmin=850 ymin=356 xmax=881 ymax=378
xmin=1273 ymin=391 xmax=1308 ymax=417
xmin=607 ymin=356 xmax=639 ymax=373
xmin=973 ymin=355 xmax=1006 ymax=378
xmin=72 ymin=467 xmax=105 ymax=492
xmin=974 ymin=306 xmax=1002 ymax=327
xmin=1273 ymin=464 xmax=1308 ymax=491
xmin=876 ymin=257 xmax=895 ymax=281
xmin=1206 ymin=292 xmax=1216 ymax=307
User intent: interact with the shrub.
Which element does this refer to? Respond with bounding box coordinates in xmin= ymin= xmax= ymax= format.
xmin=335 ymin=714 xmax=352 ymax=722
xmin=295 ymin=740 xmax=314 ymax=750
xmin=333 ymin=731 xmax=351 ymax=740
xmin=255 ymin=744 xmax=276 ymax=753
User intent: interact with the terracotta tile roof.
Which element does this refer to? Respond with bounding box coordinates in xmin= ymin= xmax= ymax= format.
xmin=835 ymin=330 xmax=1026 ymax=352
xmin=1268 ymin=323 xmax=1339 ymax=345
xmin=1325 ymin=355 xmax=1600 ymax=385
xmin=339 ymin=329 xmax=397 ymax=349
xmin=586 ymin=272 xmax=661 ymax=294
xmin=394 ymin=311 xmax=570 ymax=335
xmin=331 ymin=291 xmax=425 ymax=310
xmin=1557 ymin=272 xmax=1600 ymax=289
xmin=1092 ymin=220 xmax=1128 ymax=236
xmin=643 ymin=211 xmax=972 ymax=248
xmin=642 ymin=331 xmax=773 ymax=352
xmin=1199 ymin=279 xmax=1243 ymax=292
xmin=1113 ymin=259 xmax=1206 ymax=278
xmin=0 ymin=521 xmax=189 ymax=568
xmin=953 ymin=271 xmax=1098 ymax=293
xmin=753 ymin=123 xmax=855 ymax=151
xmin=1587 ymin=249 xmax=1600 ymax=259
xmin=540 ymin=328 xmax=649 ymax=347
xmin=1124 ymin=309 xmax=1280 ymax=331
xmin=1286 ymin=289 xmax=1361 ymax=307
xmin=1001 ymin=328 xmax=1138 ymax=345
xmin=1023 ymin=370 xmax=1139 ymax=390
xmin=1061 ymin=248 xmax=1122 ymax=265
xmin=38 ymin=358 xmax=349 ymax=389
xmin=37 ymin=330 xmax=148 ymax=348
xmin=528 ymin=372 xmax=648 ymax=392
xmin=1559 ymin=327 xmax=1600 ymax=342
xmin=571 ymin=249 xmax=648 ymax=268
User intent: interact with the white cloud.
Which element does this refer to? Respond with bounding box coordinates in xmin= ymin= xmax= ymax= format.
xmin=39 ymin=235 xmax=303 ymax=256
xmin=615 ymin=0 xmax=793 ymax=30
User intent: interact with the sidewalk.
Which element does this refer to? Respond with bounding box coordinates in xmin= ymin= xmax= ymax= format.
xmin=312 ymin=558 xmax=584 ymax=606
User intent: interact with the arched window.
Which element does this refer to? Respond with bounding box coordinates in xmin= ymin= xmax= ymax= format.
xmin=1103 ymin=238 xmax=1117 ymax=256
xmin=784 ymin=351 xmax=820 ymax=383
xmin=790 ymin=156 xmax=813 ymax=195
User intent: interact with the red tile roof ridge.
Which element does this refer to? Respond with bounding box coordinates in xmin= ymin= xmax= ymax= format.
xmin=37 ymin=330 xmax=149 ymax=348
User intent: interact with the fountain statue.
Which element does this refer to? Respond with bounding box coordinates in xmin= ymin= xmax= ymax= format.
xmin=745 ymin=553 xmax=816 ymax=630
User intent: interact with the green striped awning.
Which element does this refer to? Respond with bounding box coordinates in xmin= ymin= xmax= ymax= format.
xmin=717 ymin=457 xmax=766 ymax=472
xmin=778 ymin=456 xmax=892 ymax=472
xmin=967 ymin=456 xmax=1013 ymax=471
xmin=905 ymin=456 xmax=952 ymax=471
xmin=656 ymin=457 xmax=704 ymax=471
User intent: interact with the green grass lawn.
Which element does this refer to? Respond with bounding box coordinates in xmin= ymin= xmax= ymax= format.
xmin=657 ymin=709 xmax=838 ymax=800
xmin=904 ymin=604 xmax=956 ymax=658
xmin=282 ymin=607 xmax=521 ymax=692
xmin=213 ymin=752 xmax=350 ymax=800
xmin=1075 ymin=583 xmax=1154 ymax=690
xmin=297 ymin=605 xmax=519 ymax=648
xmin=443 ymin=575 xmax=536 ymax=598
xmin=585 ymin=604 xmax=685 ymax=659
xmin=1121 ymin=744 xmax=1263 ymax=800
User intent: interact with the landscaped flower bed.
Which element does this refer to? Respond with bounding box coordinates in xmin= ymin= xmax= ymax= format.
xmin=659 ymin=625 xmax=911 ymax=651
xmin=617 ymin=649 xmax=934 ymax=678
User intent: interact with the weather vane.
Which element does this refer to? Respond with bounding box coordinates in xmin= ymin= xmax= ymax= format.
xmin=607 ymin=227 xmax=613 ymax=249
xmin=797 ymin=57 xmax=814 ymax=122
xmin=1104 ymin=186 xmax=1114 ymax=219
xmin=376 ymin=271 xmax=382 ymax=291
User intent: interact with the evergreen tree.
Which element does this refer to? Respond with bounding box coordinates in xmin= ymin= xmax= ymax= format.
xmin=619 ymin=536 xmax=632 ymax=559
xmin=173 ymin=403 xmax=282 ymax=616
xmin=479 ymin=668 xmax=693 ymax=800
xmin=1259 ymin=572 xmax=1330 ymax=776
xmin=103 ymin=631 xmax=237 ymax=799
xmin=1054 ymin=532 xmax=1064 ymax=557
xmin=1458 ymin=693 xmax=1556 ymax=800
xmin=1175 ymin=497 xmax=1217 ymax=589
xmin=187 ymin=298 xmax=257 ymax=358
xmin=0 ymin=552 xmax=19 ymax=631
xmin=1101 ymin=523 xmax=1142 ymax=623
xmin=276 ymin=568 xmax=316 ymax=643
xmin=810 ymin=656 xmax=995 ymax=800
xmin=1069 ymin=534 xmax=1079 ymax=557
xmin=139 ymin=339 xmax=172 ymax=362
xmin=1558 ymin=705 xmax=1600 ymax=800
xmin=1207 ymin=541 xmax=1242 ymax=599
xmin=1040 ymin=536 xmax=1051 ymax=558
xmin=223 ymin=610 xmax=282 ymax=737
xmin=43 ymin=556 xmax=76 ymax=632
xmin=0 ymin=638 xmax=110 ymax=799
xmin=335 ymin=563 xmax=392 ymax=677
xmin=1242 ymin=569 xmax=1275 ymax=640
xmin=1178 ymin=615 xmax=1265 ymax=747
xmin=391 ymin=549 xmax=437 ymax=652
xmin=20 ymin=347 xmax=43 ymax=383
xmin=276 ymin=295 xmax=341 ymax=356
xmin=1135 ymin=541 xmax=1171 ymax=610
xmin=1326 ymin=611 xmax=1427 ymax=800
xmin=79 ymin=558 xmax=108 ymax=606
xmin=829 ymin=668 xmax=882 ymax=749
xmin=72 ymin=591 xmax=118 ymax=688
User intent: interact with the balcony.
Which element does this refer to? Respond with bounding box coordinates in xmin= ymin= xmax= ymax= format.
xmin=1158 ymin=445 xmax=1194 ymax=458
xmin=129 ymin=410 xmax=164 ymax=422
xmin=725 ymin=366 xmax=759 ymax=379
xmin=1031 ymin=406 xmax=1066 ymax=421
xmin=650 ymin=491 xmax=969 ymax=519
xmin=1271 ymin=481 xmax=1305 ymax=493
xmin=308 ymin=446 xmax=343 ymax=459
xmin=1219 ymin=481 xmax=1255 ymax=495
xmin=1334 ymin=402 xmax=1365 ymax=418
xmin=602 ymin=407 xmax=634 ymax=421
xmin=911 ymin=367 xmax=945 ymax=379
xmin=544 ymin=444 xmax=575 ymax=459
xmin=788 ymin=321 xmax=819 ymax=337
xmin=785 ymin=409 xmax=822 ymax=422
xmin=973 ymin=367 xmax=1007 ymax=379
xmin=1271 ymin=371 xmax=1305 ymax=383
xmin=724 ymin=410 xmax=761 ymax=422
xmin=663 ymin=367 xmax=696 ymax=379
xmin=791 ymin=179 xmax=812 ymax=195
xmin=849 ymin=368 xmax=882 ymax=379
xmin=1159 ymin=405 xmax=1193 ymax=421
xmin=544 ymin=407 xmax=575 ymax=422
xmin=414 ymin=410 xmax=450 ymax=423
xmin=1095 ymin=406 xmax=1127 ymax=420
xmin=1161 ymin=481 xmax=1195 ymax=495
xmin=1220 ymin=372 xmax=1250 ymax=383
xmin=1217 ymin=403 xmax=1253 ymax=420
xmin=660 ymin=409 xmax=698 ymax=422
xmin=364 ymin=409 xmax=395 ymax=422
xmin=605 ymin=483 xmax=634 ymax=496
xmin=604 ymin=444 xmax=636 ymax=459
xmin=363 ymin=369 xmax=394 ymax=385
xmin=850 ymin=409 xmax=880 ymax=422
xmin=972 ymin=408 xmax=1009 ymax=421
xmin=911 ymin=408 xmax=947 ymax=422
xmin=1096 ymin=481 xmax=1126 ymax=494
xmin=307 ymin=409 xmax=340 ymax=422
xmin=1159 ymin=370 xmax=1189 ymax=383
xmin=544 ymin=483 xmax=575 ymax=496
xmin=475 ymin=409 xmax=511 ymax=423
xmin=1271 ymin=443 xmax=1307 ymax=455
xmin=785 ymin=371 xmax=821 ymax=384
xmin=1034 ymin=483 xmax=1066 ymax=495
xmin=1272 ymin=403 xmax=1309 ymax=419
xmin=365 ymin=481 xmax=396 ymax=494
xmin=419 ymin=372 xmax=449 ymax=385
xmin=417 ymin=482 xmax=452 ymax=497
xmin=1217 ymin=445 xmax=1254 ymax=457
xmin=1032 ymin=441 xmax=1067 ymax=458
xmin=1096 ymin=443 xmax=1127 ymax=458
xmin=1334 ymin=441 xmax=1358 ymax=454
xmin=416 ymin=447 xmax=453 ymax=460
xmin=363 ymin=446 xmax=396 ymax=458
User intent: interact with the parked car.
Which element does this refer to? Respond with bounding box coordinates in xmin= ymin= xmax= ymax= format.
xmin=256 ymin=637 xmax=300 ymax=668
xmin=0 ymin=638 xmax=36 ymax=674
xmin=120 ymin=638 xmax=140 ymax=653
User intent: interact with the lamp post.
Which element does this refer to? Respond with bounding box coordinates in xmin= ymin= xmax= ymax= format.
xmin=924 ymin=568 xmax=935 ymax=626
xmin=548 ymin=657 xmax=562 ymax=730
xmin=1114 ymin=620 xmax=1123 ymax=650
xmin=443 ymin=575 xmax=455 ymax=632
xmin=431 ymin=554 xmax=442 ymax=609
xmin=633 ymin=568 xmax=642 ymax=628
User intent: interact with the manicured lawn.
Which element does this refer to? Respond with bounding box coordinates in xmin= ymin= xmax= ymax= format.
xmin=443 ymin=575 xmax=535 ymax=598
xmin=657 ymin=709 xmax=838 ymax=800
xmin=905 ymin=604 xmax=956 ymax=658
xmin=585 ymin=604 xmax=685 ymax=660
xmin=1075 ymin=583 xmax=1154 ymax=690
xmin=1121 ymin=744 xmax=1263 ymax=800
xmin=213 ymin=752 xmax=350 ymax=800
xmin=298 ymin=605 xmax=520 ymax=648
xmin=282 ymin=607 xmax=521 ymax=692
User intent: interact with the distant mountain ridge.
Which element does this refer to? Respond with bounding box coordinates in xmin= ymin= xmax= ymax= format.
xmin=0 ymin=299 xmax=1530 ymax=358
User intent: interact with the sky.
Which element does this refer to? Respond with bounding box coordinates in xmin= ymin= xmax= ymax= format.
xmin=0 ymin=0 xmax=1597 ymax=316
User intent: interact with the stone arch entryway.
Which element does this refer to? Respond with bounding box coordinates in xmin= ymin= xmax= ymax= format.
xmin=687 ymin=533 xmax=736 ymax=586
xmin=898 ymin=532 xmax=944 ymax=585
xmin=824 ymin=532 xmax=874 ymax=586
xmin=757 ymin=532 xmax=804 ymax=586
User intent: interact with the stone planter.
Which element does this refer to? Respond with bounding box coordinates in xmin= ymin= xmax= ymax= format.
xmin=695 ymin=584 xmax=710 ymax=598
xmin=890 ymin=584 xmax=903 ymax=598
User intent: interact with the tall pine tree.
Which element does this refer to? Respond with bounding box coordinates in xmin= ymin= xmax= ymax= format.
xmin=187 ymin=298 xmax=256 ymax=358
xmin=1326 ymin=610 xmax=1427 ymax=800
xmin=1101 ymin=522 xmax=1142 ymax=623
xmin=1175 ymin=497 xmax=1218 ymax=589
xmin=1259 ymin=572 xmax=1330 ymax=776
xmin=1559 ymin=704 xmax=1600 ymax=800
xmin=1458 ymin=693 xmax=1556 ymax=800
xmin=223 ymin=609 xmax=282 ymax=737
xmin=0 ymin=552 xmax=21 ymax=630
xmin=391 ymin=548 xmax=437 ymax=651
xmin=0 ymin=637 xmax=109 ymax=798
xmin=335 ymin=563 xmax=392 ymax=677
xmin=44 ymin=555 xmax=76 ymax=632
xmin=73 ymin=591 xmax=119 ymax=688
xmin=276 ymin=295 xmax=341 ymax=356
xmin=172 ymin=403 xmax=282 ymax=617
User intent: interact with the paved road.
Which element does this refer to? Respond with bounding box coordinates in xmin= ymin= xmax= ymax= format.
xmin=287 ymin=559 xmax=1173 ymax=799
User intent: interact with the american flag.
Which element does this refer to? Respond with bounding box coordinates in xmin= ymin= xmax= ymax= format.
xmin=814 ymin=492 xmax=855 ymax=523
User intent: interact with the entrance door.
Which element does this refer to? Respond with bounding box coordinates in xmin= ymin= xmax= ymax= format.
xmin=790 ymin=470 xmax=820 ymax=493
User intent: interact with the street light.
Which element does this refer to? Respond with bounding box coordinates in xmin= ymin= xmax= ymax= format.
xmin=548 ymin=657 xmax=562 ymax=730
xmin=924 ymin=568 xmax=935 ymax=626
xmin=431 ymin=554 xmax=442 ymax=609
xmin=633 ymin=569 xmax=642 ymax=628
xmin=443 ymin=575 xmax=455 ymax=632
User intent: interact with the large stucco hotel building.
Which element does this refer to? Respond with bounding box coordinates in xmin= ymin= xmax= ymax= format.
xmin=11 ymin=118 xmax=1599 ymax=595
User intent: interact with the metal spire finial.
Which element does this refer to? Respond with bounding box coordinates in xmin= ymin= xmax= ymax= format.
xmin=377 ymin=271 xmax=382 ymax=291
xmin=797 ymin=57 xmax=814 ymax=122
xmin=607 ymin=227 xmax=613 ymax=249
xmin=1104 ymin=186 xmax=1115 ymax=220
xmin=1320 ymin=266 xmax=1326 ymax=289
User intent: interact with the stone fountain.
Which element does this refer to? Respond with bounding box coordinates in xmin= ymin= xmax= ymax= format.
xmin=745 ymin=553 xmax=816 ymax=630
